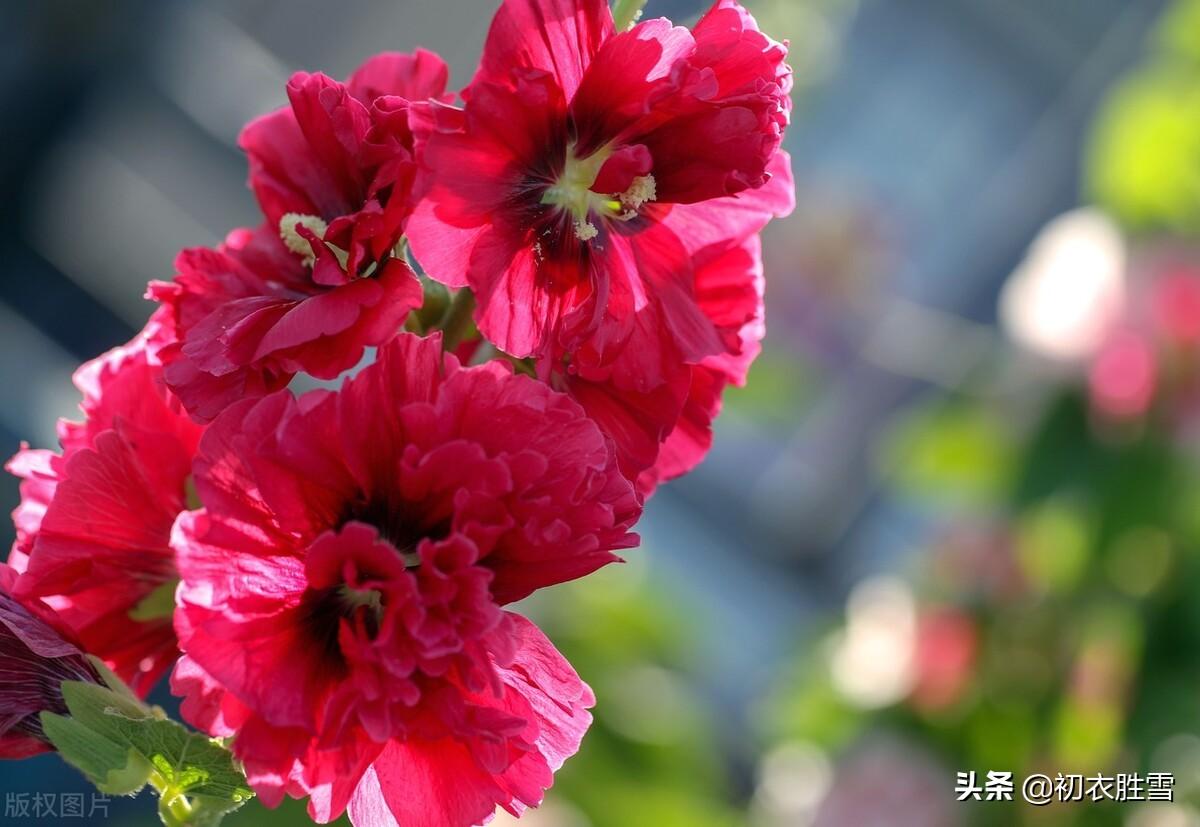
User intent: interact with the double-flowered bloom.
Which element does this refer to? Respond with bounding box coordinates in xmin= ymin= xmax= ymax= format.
xmin=6 ymin=317 xmax=201 ymax=696
xmin=171 ymin=334 xmax=638 ymax=824
xmin=4 ymin=1 xmax=792 ymax=825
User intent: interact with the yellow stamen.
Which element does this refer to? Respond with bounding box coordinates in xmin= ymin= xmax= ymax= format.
xmin=279 ymin=213 xmax=328 ymax=266
xmin=541 ymin=145 xmax=656 ymax=244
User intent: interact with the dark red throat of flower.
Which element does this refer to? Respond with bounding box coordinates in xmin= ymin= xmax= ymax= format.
xmin=300 ymin=501 xmax=454 ymax=669
xmin=341 ymin=500 xmax=452 ymax=566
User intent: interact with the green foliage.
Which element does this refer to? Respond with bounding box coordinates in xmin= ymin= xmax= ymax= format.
xmin=1156 ymin=0 xmax=1200 ymax=64
xmin=128 ymin=580 xmax=181 ymax=622
xmin=610 ymin=0 xmax=648 ymax=31
xmin=1087 ymin=68 xmax=1200 ymax=234
xmin=1087 ymin=0 xmax=1200 ymax=234
xmin=42 ymin=665 xmax=252 ymax=827
xmin=724 ymin=346 xmax=819 ymax=427
xmin=767 ymin=368 xmax=1200 ymax=824
xmin=524 ymin=563 xmax=742 ymax=827
xmin=880 ymin=400 xmax=1016 ymax=507
xmin=757 ymin=647 xmax=864 ymax=752
xmin=1014 ymin=499 xmax=1091 ymax=594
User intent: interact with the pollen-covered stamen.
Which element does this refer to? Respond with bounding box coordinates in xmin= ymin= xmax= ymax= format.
xmin=279 ymin=213 xmax=328 ymax=266
xmin=542 ymin=148 xmax=608 ymax=219
xmin=541 ymin=146 xmax=658 ymax=242
xmin=620 ymin=175 xmax=656 ymax=211
xmin=574 ymin=220 xmax=599 ymax=242
xmin=541 ymin=145 xmax=623 ymax=243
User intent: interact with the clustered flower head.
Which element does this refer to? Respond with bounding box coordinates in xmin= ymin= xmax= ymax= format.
xmin=3 ymin=1 xmax=792 ymax=825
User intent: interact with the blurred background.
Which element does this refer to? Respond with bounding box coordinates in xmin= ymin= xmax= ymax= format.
xmin=4 ymin=0 xmax=1200 ymax=824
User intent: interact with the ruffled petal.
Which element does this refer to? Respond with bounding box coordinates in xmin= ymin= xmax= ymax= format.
xmin=347 ymin=49 xmax=452 ymax=104
xmin=475 ymin=0 xmax=615 ymax=99
xmin=660 ymin=151 xmax=795 ymax=255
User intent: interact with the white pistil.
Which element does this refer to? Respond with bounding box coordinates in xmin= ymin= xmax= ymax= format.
xmin=279 ymin=213 xmax=328 ymax=266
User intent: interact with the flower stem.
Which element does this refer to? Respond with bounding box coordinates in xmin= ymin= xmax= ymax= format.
xmin=439 ymin=288 xmax=477 ymax=352
xmin=611 ymin=0 xmax=648 ymax=30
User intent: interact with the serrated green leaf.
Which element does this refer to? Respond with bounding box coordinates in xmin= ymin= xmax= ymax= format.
xmin=42 ymin=680 xmax=253 ymax=826
xmin=87 ymin=655 xmax=144 ymax=704
xmin=40 ymin=712 xmax=153 ymax=795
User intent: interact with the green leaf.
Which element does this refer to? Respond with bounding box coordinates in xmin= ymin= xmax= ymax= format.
xmin=128 ymin=580 xmax=180 ymax=622
xmin=87 ymin=655 xmax=145 ymax=705
xmin=41 ymin=680 xmax=253 ymax=826
xmin=40 ymin=713 xmax=152 ymax=796
xmin=610 ymin=0 xmax=648 ymax=31
xmin=1014 ymin=499 xmax=1092 ymax=594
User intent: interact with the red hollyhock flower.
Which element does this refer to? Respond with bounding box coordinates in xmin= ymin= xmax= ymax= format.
xmin=0 ymin=563 xmax=102 ymax=759
xmin=150 ymin=49 xmax=449 ymax=423
xmin=1152 ymin=266 xmax=1200 ymax=346
xmin=553 ymin=170 xmax=786 ymax=484
xmin=245 ymin=49 xmax=451 ymax=282
xmin=408 ymin=0 xmax=792 ymax=392
xmin=1089 ymin=327 xmax=1157 ymax=421
xmin=636 ymin=232 xmax=766 ymax=495
xmin=5 ymin=316 xmax=202 ymax=696
xmin=149 ymin=224 xmax=421 ymax=422
xmin=171 ymin=333 xmax=638 ymax=825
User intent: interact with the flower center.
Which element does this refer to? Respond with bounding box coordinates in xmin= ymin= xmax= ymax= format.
xmin=302 ymin=583 xmax=385 ymax=667
xmin=341 ymin=500 xmax=451 ymax=569
xmin=540 ymin=145 xmax=656 ymax=242
xmin=338 ymin=584 xmax=384 ymax=616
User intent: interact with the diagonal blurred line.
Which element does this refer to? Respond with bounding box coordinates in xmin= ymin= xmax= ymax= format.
xmin=966 ymin=0 xmax=1085 ymax=75
xmin=25 ymin=139 xmax=218 ymax=328
xmin=150 ymin=3 xmax=291 ymax=148
xmin=0 ymin=300 xmax=81 ymax=448
xmin=920 ymin=0 xmax=1162 ymax=313
xmin=859 ymin=297 xmax=997 ymax=387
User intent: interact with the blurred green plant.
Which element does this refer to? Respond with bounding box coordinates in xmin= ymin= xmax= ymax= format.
xmin=880 ymin=401 xmax=1017 ymax=508
xmin=757 ymin=2 xmax=1200 ymax=820
xmin=760 ymin=372 xmax=1200 ymax=825
xmin=1088 ymin=0 xmax=1200 ymax=234
xmin=521 ymin=562 xmax=743 ymax=827
xmin=725 ymin=346 xmax=820 ymax=428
